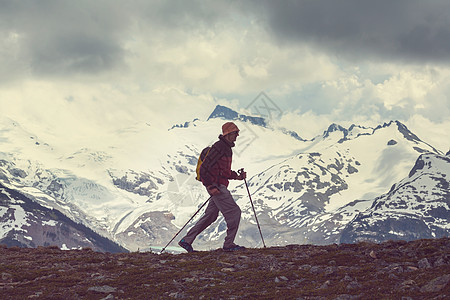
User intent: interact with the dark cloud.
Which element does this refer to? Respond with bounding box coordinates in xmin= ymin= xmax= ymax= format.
xmin=136 ymin=0 xmax=232 ymax=30
xmin=0 ymin=0 xmax=130 ymax=78
xmin=28 ymin=32 xmax=125 ymax=75
xmin=251 ymin=0 xmax=450 ymax=64
xmin=2 ymin=0 xmax=450 ymax=82
xmin=0 ymin=0 xmax=235 ymax=80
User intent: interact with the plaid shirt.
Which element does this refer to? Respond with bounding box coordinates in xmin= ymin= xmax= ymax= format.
xmin=200 ymin=135 xmax=238 ymax=187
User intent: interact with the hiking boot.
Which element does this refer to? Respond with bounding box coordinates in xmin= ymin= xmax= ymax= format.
xmin=178 ymin=239 xmax=195 ymax=253
xmin=223 ymin=245 xmax=246 ymax=252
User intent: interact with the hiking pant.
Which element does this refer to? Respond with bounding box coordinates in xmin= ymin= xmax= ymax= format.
xmin=182 ymin=185 xmax=241 ymax=248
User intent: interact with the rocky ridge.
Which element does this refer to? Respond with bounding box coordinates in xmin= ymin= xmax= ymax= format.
xmin=0 ymin=238 xmax=448 ymax=299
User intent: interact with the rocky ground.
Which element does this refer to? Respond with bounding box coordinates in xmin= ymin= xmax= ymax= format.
xmin=0 ymin=238 xmax=449 ymax=299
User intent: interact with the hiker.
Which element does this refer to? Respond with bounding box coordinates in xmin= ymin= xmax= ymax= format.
xmin=179 ymin=122 xmax=247 ymax=252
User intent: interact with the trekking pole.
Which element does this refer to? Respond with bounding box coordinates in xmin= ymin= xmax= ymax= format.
xmin=160 ymin=196 xmax=211 ymax=254
xmin=239 ymin=169 xmax=266 ymax=248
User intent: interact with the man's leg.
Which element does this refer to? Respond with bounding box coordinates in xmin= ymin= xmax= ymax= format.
xmin=182 ymin=198 xmax=219 ymax=245
xmin=213 ymin=185 xmax=241 ymax=248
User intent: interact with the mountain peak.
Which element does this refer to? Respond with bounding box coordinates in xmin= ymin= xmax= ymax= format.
xmin=323 ymin=123 xmax=348 ymax=139
xmin=169 ymin=119 xmax=199 ymax=130
xmin=373 ymin=120 xmax=440 ymax=154
xmin=207 ymin=105 xmax=267 ymax=127
xmin=394 ymin=121 xmax=422 ymax=143
xmin=207 ymin=105 xmax=239 ymax=121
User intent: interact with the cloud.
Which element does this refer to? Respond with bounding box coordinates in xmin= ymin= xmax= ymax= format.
xmin=133 ymin=0 xmax=233 ymax=31
xmin=276 ymin=63 xmax=450 ymax=125
xmin=1 ymin=1 xmax=342 ymax=92
xmin=27 ymin=32 xmax=125 ymax=76
xmin=0 ymin=0 xmax=448 ymax=145
xmin=253 ymin=0 xmax=450 ymax=64
xmin=3 ymin=0 xmax=450 ymax=84
xmin=406 ymin=115 xmax=450 ymax=153
xmin=126 ymin=28 xmax=342 ymax=96
xmin=0 ymin=0 xmax=131 ymax=80
xmin=275 ymin=110 xmax=333 ymax=139
xmin=0 ymin=78 xmax=220 ymax=137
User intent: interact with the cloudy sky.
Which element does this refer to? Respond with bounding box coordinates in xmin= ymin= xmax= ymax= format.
xmin=1 ymin=0 xmax=449 ymax=150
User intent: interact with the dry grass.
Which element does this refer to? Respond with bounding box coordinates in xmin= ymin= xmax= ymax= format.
xmin=0 ymin=238 xmax=449 ymax=299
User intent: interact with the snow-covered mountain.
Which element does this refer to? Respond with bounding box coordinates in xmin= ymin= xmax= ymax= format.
xmin=340 ymin=153 xmax=450 ymax=243
xmin=195 ymin=114 xmax=448 ymax=248
xmin=0 ymin=105 xmax=448 ymax=251
xmin=0 ymin=182 xmax=127 ymax=252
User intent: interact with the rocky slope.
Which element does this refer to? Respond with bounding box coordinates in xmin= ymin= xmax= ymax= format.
xmin=340 ymin=153 xmax=450 ymax=243
xmin=293 ymin=152 xmax=450 ymax=246
xmin=0 ymin=238 xmax=448 ymax=299
xmin=0 ymin=183 xmax=127 ymax=253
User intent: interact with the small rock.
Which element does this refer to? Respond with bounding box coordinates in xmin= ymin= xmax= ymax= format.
xmin=325 ymin=266 xmax=336 ymax=275
xmin=388 ymin=264 xmax=404 ymax=273
xmin=309 ymin=266 xmax=322 ymax=275
xmin=342 ymin=275 xmax=353 ymax=282
xmin=388 ymin=273 xmax=398 ymax=280
xmin=420 ymin=274 xmax=450 ymax=293
xmin=88 ymin=286 xmax=117 ymax=293
xmin=169 ymin=292 xmax=186 ymax=299
xmin=387 ymin=139 xmax=398 ymax=146
xmin=221 ymin=267 xmax=235 ymax=272
xmin=219 ymin=261 xmax=234 ymax=267
xmin=1 ymin=272 xmax=12 ymax=283
xmin=279 ymin=276 xmax=289 ymax=281
xmin=401 ymin=279 xmax=416 ymax=286
xmin=346 ymin=281 xmax=362 ymax=290
xmin=369 ymin=250 xmax=377 ymax=259
xmin=406 ymin=266 xmax=418 ymax=272
xmin=334 ymin=295 xmax=360 ymax=300
xmin=319 ymin=280 xmax=331 ymax=289
xmin=399 ymin=279 xmax=418 ymax=292
xmin=28 ymin=292 xmax=43 ymax=299
xmin=299 ymin=264 xmax=312 ymax=271
xmin=91 ymin=273 xmax=106 ymax=280
xmin=418 ymin=258 xmax=431 ymax=269
xmin=338 ymin=266 xmax=351 ymax=272
xmin=434 ymin=257 xmax=446 ymax=267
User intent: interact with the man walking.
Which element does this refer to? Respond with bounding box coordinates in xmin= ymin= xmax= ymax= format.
xmin=179 ymin=122 xmax=246 ymax=252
